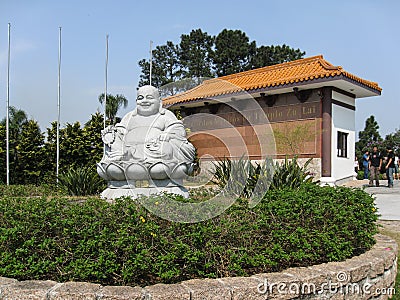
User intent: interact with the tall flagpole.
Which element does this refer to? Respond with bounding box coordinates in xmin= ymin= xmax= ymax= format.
xmin=104 ymin=34 xmax=108 ymax=129
xmin=149 ymin=40 xmax=153 ymax=86
xmin=56 ymin=27 xmax=61 ymax=182
xmin=6 ymin=23 xmax=11 ymax=185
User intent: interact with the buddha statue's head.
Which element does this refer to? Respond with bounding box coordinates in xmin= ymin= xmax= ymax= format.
xmin=136 ymin=85 xmax=162 ymax=116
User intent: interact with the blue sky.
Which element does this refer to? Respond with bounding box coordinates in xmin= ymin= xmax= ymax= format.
xmin=0 ymin=0 xmax=399 ymax=137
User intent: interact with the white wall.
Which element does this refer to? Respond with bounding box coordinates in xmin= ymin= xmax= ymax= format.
xmin=331 ymin=91 xmax=355 ymax=182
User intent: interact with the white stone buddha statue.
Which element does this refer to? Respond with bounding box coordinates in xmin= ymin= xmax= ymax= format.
xmin=97 ymin=85 xmax=195 ymax=199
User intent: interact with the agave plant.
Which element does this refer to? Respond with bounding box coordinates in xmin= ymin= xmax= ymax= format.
xmin=211 ymin=156 xmax=274 ymax=198
xmin=211 ymin=157 xmax=247 ymax=197
xmin=211 ymin=156 xmax=314 ymax=198
xmin=269 ymin=156 xmax=313 ymax=190
xmin=58 ymin=166 xmax=106 ymax=196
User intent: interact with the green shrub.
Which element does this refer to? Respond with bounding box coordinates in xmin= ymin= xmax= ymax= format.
xmin=58 ymin=166 xmax=106 ymax=196
xmin=0 ymin=184 xmax=64 ymax=197
xmin=0 ymin=184 xmax=378 ymax=286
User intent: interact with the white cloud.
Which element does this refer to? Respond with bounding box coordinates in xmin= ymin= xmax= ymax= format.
xmin=0 ymin=38 xmax=36 ymax=67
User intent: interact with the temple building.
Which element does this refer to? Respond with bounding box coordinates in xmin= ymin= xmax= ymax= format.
xmin=163 ymin=55 xmax=381 ymax=185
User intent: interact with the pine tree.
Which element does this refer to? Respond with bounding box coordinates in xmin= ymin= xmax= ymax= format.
xmin=356 ymin=115 xmax=382 ymax=162
xmin=213 ymin=29 xmax=255 ymax=76
xmin=179 ymin=29 xmax=214 ymax=78
xmin=16 ymin=120 xmax=45 ymax=184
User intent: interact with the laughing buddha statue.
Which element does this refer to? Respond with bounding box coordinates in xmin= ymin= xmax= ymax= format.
xmin=97 ymin=85 xmax=196 ymax=199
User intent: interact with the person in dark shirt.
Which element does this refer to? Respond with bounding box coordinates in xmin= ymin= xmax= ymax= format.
xmin=369 ymin=146 xmax=382 ymax=187
xmin=386 ymin=146 xmax=396 ymax=188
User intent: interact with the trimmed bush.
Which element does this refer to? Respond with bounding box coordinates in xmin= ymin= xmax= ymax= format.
xmin=0 ymin=183 xmax=378 ymax=286
xmin=0 ymin=184 xmax=64 ymax=197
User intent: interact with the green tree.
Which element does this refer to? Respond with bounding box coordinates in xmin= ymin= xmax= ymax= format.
xmin=0 ymin=124 xmax=5 ymax=183
xmin=98 ymin=93 xmax=128 ymax=124
xmin=82 ymin=113 xmax=105 ymax=167
xmin=251 ymin=44 xmax=305 ymax=69
xmin=138 ymin=28 xmax=306 ymax=86
xmin=384 ymin=129 xmax=400 ymax=154
xmin=42 ymin=115 xmax=106 ymax=184
xmin=0 ymin=107 xmax=29 ymax=184
xmin=42 ymin=122 xmax=86 ymax=181
xmin=41 ymin=121 xmax=58 ymax=181
xmin=179 ymin=29 xmax=214 ymax=79
xmin=1 ymin=106 xmax=28 ymax=130
xmin=355 ymin=115 xmax=382 ymax=163
xmin=213 ymin=29 xmax=256 ymax=76
xmin=139 ymin=41 xmax=182 ymax=92
xmin=15 ymin=120 xmax=45 ymax=184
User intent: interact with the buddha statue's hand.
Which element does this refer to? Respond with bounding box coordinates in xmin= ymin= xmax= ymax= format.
xmin=157 ymin=132 xmax=172 ymax=142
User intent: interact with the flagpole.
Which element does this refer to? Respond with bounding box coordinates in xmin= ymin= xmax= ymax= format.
xmin=104 ymin=34 xmax=108 ymax=129
xmin=56 ymin=27 xmax=61 ymax=183
xmin=149 ymin=40 xmax=153 ymax=86
xmin=6 ymin=23 xmax=11 ymax=185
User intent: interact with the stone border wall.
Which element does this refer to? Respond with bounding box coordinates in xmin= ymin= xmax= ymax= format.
xmin=0 ymin=234 xmax=397 ymax=300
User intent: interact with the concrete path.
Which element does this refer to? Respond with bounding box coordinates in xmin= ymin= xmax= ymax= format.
xmin=359 ymin=179 xmax=400 ymax=220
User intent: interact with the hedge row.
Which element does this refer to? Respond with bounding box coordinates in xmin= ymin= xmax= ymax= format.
xmin=0 ymin=184 xmax=378 ymax=286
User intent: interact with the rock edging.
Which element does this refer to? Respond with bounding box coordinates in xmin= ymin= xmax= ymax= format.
xmin=0 ymin=234 xmax=397 ymax=299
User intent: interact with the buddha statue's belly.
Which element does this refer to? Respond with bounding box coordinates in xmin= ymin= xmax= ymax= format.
xmin=123 ymin=126 xmax=163 ymax=145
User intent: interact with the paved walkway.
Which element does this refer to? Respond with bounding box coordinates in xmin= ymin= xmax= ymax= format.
xmin=344 ymin=179 xmax=400 ymax=220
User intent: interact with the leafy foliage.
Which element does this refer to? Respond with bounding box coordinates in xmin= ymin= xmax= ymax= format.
xmin=355 ymin=115 xmax=383 ymax=163
xmin=0 ymin=112 xmax=105 ymax=185
xmin=57 ymin=166 xmax=106 ymax=196
xmin=138 ymin=28 xmax=305 ymax=86
xmin=251 ymin=44 xmax=305 ymax=69
xmin=270 ymin=157 xmax=313 ymax=190
xmin=384 ymin=128 xmax=400 ymax=154
xmin=273 ymin=123 xmax=314 ymax=155
xmin=179 ymin=29 xmax=215 ymax=79
xmin=98 ymin=93 xmax=128 ymax=124
xmin=139 ymin=41 xmax=181 ymax=91
xmin=0 ymin=184 xmax=378 ymax=286
xmin=0 ymin=184 xmax=64 ymax=197
xmin=213 ymin=29 xmax=256 ymax=76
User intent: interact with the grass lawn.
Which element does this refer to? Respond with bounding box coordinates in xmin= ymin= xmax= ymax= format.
xmin=379 ymin=221 xmax=399 ymax=299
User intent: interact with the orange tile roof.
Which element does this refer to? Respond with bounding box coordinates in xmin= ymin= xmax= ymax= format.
xmin=163 ymin=55 xmax=381 ymax=106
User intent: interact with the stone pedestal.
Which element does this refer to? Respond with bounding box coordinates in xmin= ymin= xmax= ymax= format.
xmin=101 ymin=185 xmax=189 ymax=200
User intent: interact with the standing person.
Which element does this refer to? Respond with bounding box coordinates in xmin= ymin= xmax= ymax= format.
xmin=369 ymin=146 xmax=382 ymax=187
xmin=362 ymin=150 xmax=370 ymax=179
xmin=395 ymin=154 xmax=399 ymax=180
xmin=386 ymin=146 xmax=396 ymax=188
xmin=354 ymin=156 xmax=360 ymax=173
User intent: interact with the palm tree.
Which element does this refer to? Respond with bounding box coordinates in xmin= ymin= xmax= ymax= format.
xmin=98 ymin=93 xmax=128 ymax=124
xmin=1 ymin=106 xmax=29 ymax=183
xmin=1 ymin=106 xmax=28 ymax=138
